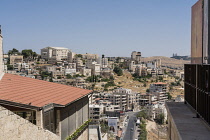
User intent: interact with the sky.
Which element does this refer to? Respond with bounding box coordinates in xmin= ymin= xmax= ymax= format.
xmin=1 ymin=0 xmax=198 ymax=57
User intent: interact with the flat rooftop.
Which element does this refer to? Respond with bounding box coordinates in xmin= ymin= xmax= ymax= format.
xmin=166 ymin=102 xmax=210 ymax=140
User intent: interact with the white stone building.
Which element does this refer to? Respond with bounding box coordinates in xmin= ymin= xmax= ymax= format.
xmin=41 ymin=47 xmax=70 ymax=62
xmin=89 ymin=104 xmax=104 ymax=124
xmin=86 ymin=60 xmax=101 ymax=75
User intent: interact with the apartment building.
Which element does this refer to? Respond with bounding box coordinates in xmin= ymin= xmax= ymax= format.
xmin=9 ymin=55 xmax=23 ymax=66
xmin=138 ymin=93 xmax=150 ymax=106
xmin=150 ymin=82 xmax=167 ymax=93
xmin=112 ymin=88 xmax=138 ymax=111
xmin=67 ymin=51 xmax=76 ymax=63
xmin=41 ymin=47 xmax=70 ymax=63
xmin=105 ymin=105 xmax=121 ymax=118
xmin=131 ymin=51 xmax=141 ymax=63
xmin=86 ymin=60 xmax=101 ymax=75
xmin=82 ymin=53 xmax=99 ymax=60
xmin=80 ymin=67 xmax=92 ymax=77
xmin=145 ymin=103 xmax=167 ymax=121
xmin=89 ymin=104 xmax=104 ymax=124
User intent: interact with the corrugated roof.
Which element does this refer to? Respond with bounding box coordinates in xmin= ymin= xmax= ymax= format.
xmin=0 ymin=73 xmax=92 ymax=107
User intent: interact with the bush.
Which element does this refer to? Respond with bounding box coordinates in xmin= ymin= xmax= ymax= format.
xmin=136 ymin=110 xmax=148 ymax=119
xmin=66 ymin=74 xmax=72 ymax=79
xmin=166 ymin=92 xmax=172 ymax=100
xmin=104 ymin=81 xmax=116 ymax=89
xmin=7 ymin=64 xmax=13 ymax=70
xmin=86 ymin=75 xmax=100 ymax=82
xmin=113 ymin=67 xmax=123 ymax=76
xmin=156 ymin=113 xmax=164 ymax=125
xmin=139 ymin=119 xmax=147 ymax=140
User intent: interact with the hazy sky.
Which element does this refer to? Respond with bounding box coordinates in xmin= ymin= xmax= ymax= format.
xmin=1 ymin=0 xmax=197 ymax=57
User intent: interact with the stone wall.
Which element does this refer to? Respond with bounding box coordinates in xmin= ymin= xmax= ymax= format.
xmin=0 ymin=105 xmax=60 ymax=140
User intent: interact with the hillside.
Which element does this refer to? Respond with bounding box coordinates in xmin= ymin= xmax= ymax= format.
xmin=141 ymin=56 xmax=190 ymax=68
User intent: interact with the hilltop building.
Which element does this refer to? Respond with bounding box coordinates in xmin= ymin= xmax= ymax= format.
xmin=41 ymin=47 xmax=70 ymax=63
xmin=131 ymin=51 xmax=141 ymax=63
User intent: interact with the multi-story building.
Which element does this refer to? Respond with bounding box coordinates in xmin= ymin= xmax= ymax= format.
xmin=80 ymin=67 xmax=92 ymax=77
xmin=86 ymin=60 xmax=101 ymax=75
xmin=131 ymin=51 xmax=141 ymax=63
xmin=82 ymin=53 xmax=99 ymax=60
xmin=105 ymin=105 xmax=121 ymax=117
xmin=150 ymin=82 xmax=167 ymax=93
xmin=67 ymin=51 xmax=76 ymax=63
xmin=89 ymin=104 xmax=104 ymax=124
xmin=112 ymin=88 xmax=138 ymax=111
xmin=9 ymin=55 xmax=23 ymax=66
xmin=41 ymin=47 xmax=70 ymax=63
xmin=145 ymin=103 xmax=167 ymax=121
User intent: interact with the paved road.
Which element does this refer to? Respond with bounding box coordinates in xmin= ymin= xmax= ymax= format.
xmin=123 ymin=112 xmax=138 ymax=140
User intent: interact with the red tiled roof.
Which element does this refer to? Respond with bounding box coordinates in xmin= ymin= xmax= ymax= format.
xmin=0 ymin=73 xmax=92 ymax=107
xmin=154 ymin=82 xmax=167 ymax=85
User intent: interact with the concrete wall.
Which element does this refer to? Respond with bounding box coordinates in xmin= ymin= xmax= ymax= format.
xmin=166 ymin=103 xmax=181 ymax=140
xmin=60 ymin=96 xmax=89 ymax=140
xmin=0 ymin=105 xmax=60 ymax=140
xmin=78 ymin=128 xmax=88 ymax=140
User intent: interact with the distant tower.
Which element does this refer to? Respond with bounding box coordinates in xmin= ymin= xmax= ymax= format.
xmin=136 ymin=52 xmax=141 ymax=63
xmin=131 ymin=51 xmax=141 ymax=64
xmin=0 ymin=25 xmax=4 ymax=80
xmin=131 ymin=51 xmax=137 ymax=60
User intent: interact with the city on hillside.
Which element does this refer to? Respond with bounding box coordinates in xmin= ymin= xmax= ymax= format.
xmin=1 ymin=0 xmax=210 ymax=140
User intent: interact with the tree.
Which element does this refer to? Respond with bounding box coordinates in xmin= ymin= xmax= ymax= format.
xmin=156 ymin=113 xmax=165 ymax=125
xmin=104 ymin=81 xmax=116 ymax=89
xmin=7 ymin=64 xmax=13 ymax=70
xmin=49 ymin=78 xmax=53 ymax=82
xmin=66 ymin=74 xmax=72 ymax=79
xmin=113 ymin=66 xmax=123 ymax=76
xmin=110 ymin=75 xmax=114 ymax=80
xmin=146 ymin=89 xmax=150 ymax=93
xmin=75 ymin=54 xmax=83 ymax=58
xmin=8 ymin=48 xmax=21 ymax=55
xmin=40 ymin=71 xmax=52 ymax=80
xmin=86 ymin=75 xmax=100 ymax=82
xmin=166 ymin=92 xmax=172 ymax=100
xmin=139 ymin=119 xmax=147 ymax=140
xmin=136 ymin=110 xmax=148 ymax=119
xmin=100 ymin=122 xmax=109 ymax=133
xmin=159 ymin=76 xmax=163 ymax=81
xmin=21 ymin=49 xmax=37 ymax=59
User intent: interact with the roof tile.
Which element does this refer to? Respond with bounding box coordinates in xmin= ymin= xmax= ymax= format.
xmin=0 ymin=73 xmax=92 ymax=107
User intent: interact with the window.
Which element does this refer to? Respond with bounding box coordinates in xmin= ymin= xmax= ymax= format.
xmin=15 ymin=111 xmax=36 ymax=124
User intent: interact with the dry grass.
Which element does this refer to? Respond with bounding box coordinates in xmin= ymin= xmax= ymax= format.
xmin=141 ymin=56 xmax=190 ymax=68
